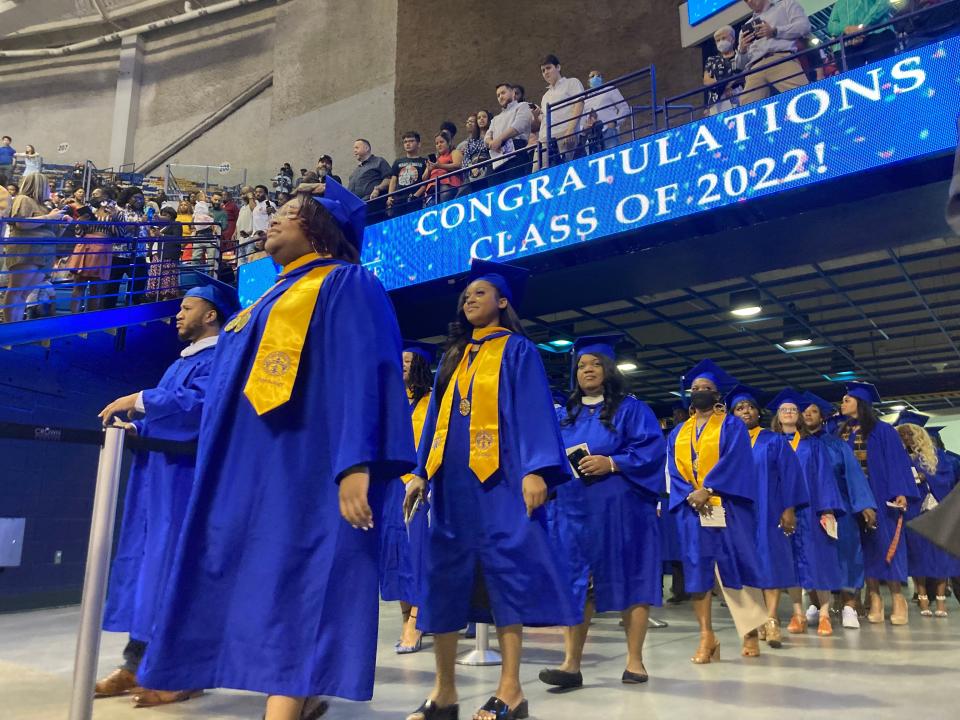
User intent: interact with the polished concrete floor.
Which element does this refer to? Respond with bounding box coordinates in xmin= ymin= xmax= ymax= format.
xmin=2 ymin=595 xmax=958 ymax=720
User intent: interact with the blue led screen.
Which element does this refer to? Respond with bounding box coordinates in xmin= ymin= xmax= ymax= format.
xmin=237 ymin=255 xmax=280 ymax=308
xmin=360 ymin=40 xmax=959 ymax=291
xmin=687 ymin=0 xmax=740 ymax=26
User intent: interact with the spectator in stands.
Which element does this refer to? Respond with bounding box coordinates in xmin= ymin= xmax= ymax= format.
xmin=582 ymin=69 xmax=629 ymax=151
xmin=513 ymin=85 xmax=526 ymax=103
xmin=191 ymin=208 xmax=220 ymax=275
xmin=382 ymin=131 xmax=428 ymax=215
xmin=422 ymin=130 xmax=463 ymax=206
xmin=73 ymin=187 xmax=86 ymax=204
xmin=439 ymin=120 xmax=458 ymax=146
xmin=0 ymin=136 xmax=14 ymax=185
xmin=5 ymin=183 xmax=17 ymax=196
xmin=235 ymin=188 xmax=255 ymax=259
xmin=209 ymin=192 xmax=228 ymax=234
xmin=147 ymin=206 xmax=182 ymax=301
xmin=347 ymin=139 xmax=392 ymax=200
xmin=901 ymin=0 xmax=960 ymax=50
xmin=274 ymin=163 xmax=295 ymax=194
xmin=70 ymin=162 xmax=85 ymax=187
xmin=66 ymin=204 xmax=113 ymax=313
xmin=176 ymin=199 xmax=195 ymax=263
xmin=251 ymin=184 xmax=276 ymax=235
xmin=703 ymin=25 xmax=743 ymax=115
xmin=460 ymin=113 xmax=492 ymax=189
xmin=221 ymin=190 xmax=239 ymax=252
xmin=827 ymin=0 xmax=895 ymax=69
xmin=734 ymin=0 xmax=810 ymax=107
xmin=15 ymin=145 xmax=42 ymax=175
xmin=316 ymin=154 xmax=342 ymax=185
xmin=538 ymin=54 xmax=585 ymax=167
xmin=2 ymin=173 xmax=65 ymax=323
xmin=110 ymin=186 xmax=150 ymax=306
xmin=486 ymin=83 xmax=534 ymax=180
xmin=24 ymin=272 xmax=55 ymax=319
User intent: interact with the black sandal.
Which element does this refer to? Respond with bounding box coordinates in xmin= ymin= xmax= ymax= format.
xmin=261 ymin=697 xmax=329 ymax=720
xmin=474 ymin=696 xmax=529 ymax=720
xmin=409 ymin=699 xmax=460 ymax=720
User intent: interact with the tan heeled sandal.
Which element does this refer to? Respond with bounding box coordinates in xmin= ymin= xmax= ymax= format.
xmin=741 ymin=631 xmax=761 ymax=657
xmin=691 ymin=634 xmax=720 ymax=664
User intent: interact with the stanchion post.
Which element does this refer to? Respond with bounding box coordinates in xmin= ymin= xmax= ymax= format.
xmin=67 ymin=427 xmax=125 ymax=720
xmin=456 ymin=622 xmax=502 ymax=666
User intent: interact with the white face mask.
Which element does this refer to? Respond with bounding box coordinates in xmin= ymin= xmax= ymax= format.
xmin=716 ymin=39 xmax=734 ymax=53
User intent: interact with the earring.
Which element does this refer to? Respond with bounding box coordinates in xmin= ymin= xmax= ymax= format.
xmin=714 ymin=402 xmax=727 ymax=415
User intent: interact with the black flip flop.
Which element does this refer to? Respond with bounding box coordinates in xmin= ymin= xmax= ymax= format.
xmin=475 ymin=696 xmax=528 ymax=720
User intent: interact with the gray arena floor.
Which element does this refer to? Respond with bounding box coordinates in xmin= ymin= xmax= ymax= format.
xmin=2 ymin=596 xmax=957 ymax=719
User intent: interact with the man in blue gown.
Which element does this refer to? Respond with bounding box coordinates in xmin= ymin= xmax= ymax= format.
xmin=95 ymin=276 xmax=237 ymax=707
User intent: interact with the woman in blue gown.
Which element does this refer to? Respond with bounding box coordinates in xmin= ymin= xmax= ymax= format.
xmin=728 ymin=385 xmax=807 ymax=649
xmin=898 ymin=422 xmax=960 ymax=618
xmin=380 ymin=342 xmax=435 ymax=654
xmin=801 ymin=392 xmax=877 ymax=630
xmin=138 ymin=181 xmax=416 ymax=720
xmin=838 ymin=381 xmax=919 ymax=625
xmin=403 ymin=259 xmax=578 ymax=720
xmin=666 ymin=360 xmax=766 ymax=662
xmin=768 ymin=389 xmax=844 ymax=637
xmin=538 ymin=334 xmax=666 ymax=689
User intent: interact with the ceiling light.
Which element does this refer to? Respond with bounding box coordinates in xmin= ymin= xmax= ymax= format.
xmin=617 ymin=362 xmax=638 ymax=372
xmin=782 ymin=316 xmax=812 ymax=347
xmin=889 ymin=403 xmax=907 ymax=411
xmin=729 ymin=289 xmax=762 ymax=318
xmin=783 ymin=338 xmax=813 ymax=348
xmin=547 ymin=339 xmax=573 ymax=348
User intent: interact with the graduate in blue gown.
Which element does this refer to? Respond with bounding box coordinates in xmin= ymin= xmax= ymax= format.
xmin=380 ymin=341 xmax=435 ymax=654
xmin=896 ymin=419 xmax=960 ymax=618
xmin=538 ymin=334 xmax=666 ymax=689
xmin=138 ymin=181 xmax=416 ymax=720
xmin=768 ymin=389 xmax=844 ymax=637
xmin=838 ymin=381 xmax=919 ymax=626
xmin=666 ymin=360 xmax=766 ymax=662
xmin=727 ymin=385 xmax=807 ymax=649
xmin=403 ymin=260 xmax=578 ymax=720
xmin=95 ymin=276 xmax=236 ymax=708
xmin=801 ymin=391 xmax=877 ymax=630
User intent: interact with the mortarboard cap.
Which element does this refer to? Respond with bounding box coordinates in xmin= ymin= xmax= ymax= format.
xmin=894 ymin=410 xmax=930 ymax=427
xmin=802 ymin=391 xmax=835 ymax=416
xmin=185 ymin=272 xmax=240 ymax=320
xmin=681 ymin=359 xmax=738 ymax=393
xmin=403 ymin=340 xmax=438 ymax=365
xmin=573 ymin=333 xmax=623 ymax=361
xmin=726 ymin=383 xmax=763 ymax=410
xmin=467 ymin=259 xmax=530 ymax=308
xmin=844 ymin=381 xmax=881 ymax=405
xmin=927 ymin=426 xmax=945 ymax=440
xmin=766 ymin=388 xmax=807 ymax=413
xmin=312 ymin=178 xmax=367 ymax=250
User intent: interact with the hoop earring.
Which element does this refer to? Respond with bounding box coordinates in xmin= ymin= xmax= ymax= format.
xmin=714 ymin=402 xmax=727 ymax=415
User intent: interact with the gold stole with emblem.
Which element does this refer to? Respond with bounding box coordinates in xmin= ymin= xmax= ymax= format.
xmin=227 ymin=252 xmax=336 ymax=415
xmin=675 ymin=413 xmax=724 ymax=507
xmin=425 ymin=327 xmax=510 ymax=482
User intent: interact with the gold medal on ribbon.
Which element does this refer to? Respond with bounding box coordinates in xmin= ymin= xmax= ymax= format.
xmin=459 ymin=397 xmax=471 ymax=416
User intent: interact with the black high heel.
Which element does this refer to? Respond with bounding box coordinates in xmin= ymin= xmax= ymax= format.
xmin=475 ymin=696 xmax=528 ymax=720
xmin=408 ymin=699 xmax=460 ymax=720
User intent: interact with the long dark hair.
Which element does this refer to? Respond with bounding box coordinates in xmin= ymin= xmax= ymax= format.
xmin=436 ymin=286 xmax=525 ymax=396
xmin=293 ymin=191 xmax=359 ymax=263
xmin=406 ymin=352 xmax=433 ymax=406
xmin=840 ymin=397 xmax=878 ymax=438
xmin=562 ymin=353 xmax=628 ymax=432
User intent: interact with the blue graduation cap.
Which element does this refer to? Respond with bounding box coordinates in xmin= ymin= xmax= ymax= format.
xmin=552 ymin=389 xmax=569 ymax=407
xmin=927 ymin=426 xmax=945 ymax=440
xmin=894 ymin=410 xmax=930 ymax=427
xmin=844 ymin=381 xmax=881 ymax=405
xmin=681 ymin=359 xmax=738 ymax=393
xmin=725 ymin=383 xmax=763 ymax=409
xmin=467 ymin=259 xmax=530 ymax=308
xmin=766 ymin=388 xmax=807 ymax=413
xmin=313 ymin=178 xmax=367 ymax=250
xmin=185 ymin=272 xmax=240 ymax=319
xmin=573 ymin=333 xmax=623 ymax=361
xmin=801 ymin=391 xmax=835 ymax=416
xmin=403 ymin=340 xmax=438 ymax=365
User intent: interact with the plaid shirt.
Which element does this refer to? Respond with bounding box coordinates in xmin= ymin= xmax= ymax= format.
xmin=112 ymin=206 xmax=148 ymax=256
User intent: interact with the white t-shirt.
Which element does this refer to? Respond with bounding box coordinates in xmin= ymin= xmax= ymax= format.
xmin=539 ymin=75 xmax=586 ymax=141
xmin=251 ymin=199 xmax=276 ymax=234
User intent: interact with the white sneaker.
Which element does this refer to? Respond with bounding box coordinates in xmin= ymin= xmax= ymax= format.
xmin=806 ymin=604 xmax=819 ymax=625
xmin=842 ymin=606 xmax=860 ymax=629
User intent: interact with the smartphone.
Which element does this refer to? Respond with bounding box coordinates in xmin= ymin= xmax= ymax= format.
xmin=427 ymin=153 xmax=437 ymax=163
xmin=567 ymin=446 xmax=589 ymax=478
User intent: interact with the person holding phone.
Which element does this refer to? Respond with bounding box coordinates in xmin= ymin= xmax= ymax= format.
xmin=538 ymin=334 xmax=666 ymax=689
xmin=733 ymin=0 xmax=811 ymax=107
xmin=838 ymin=381 xmax=919 ymax=625
xmin=420 ymin=131 xmax=462 ymax=206
xmin=768 ymin=389 xmax=845 ymax=637
xmin=403 ymin=259 xmax=577 ymax=720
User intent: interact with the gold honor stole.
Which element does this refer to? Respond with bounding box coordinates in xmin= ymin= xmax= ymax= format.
xmin=402 ymin=392 xmax=431 ymax=484
xmin=675 ymin=413 xmax=724 ymax=507
xmin=240 ymin=253 xmax=337 ymax=415
xmin=425 ymin=327 xmax=511 ymax=482
xmin=788 ymin=431 xmax=801 ymax=452
xmin=748 ymin=426 xmax=762 ymax=448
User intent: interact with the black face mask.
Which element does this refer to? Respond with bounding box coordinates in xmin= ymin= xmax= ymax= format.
xmin=689 ymin=390 xmax=717 ymax=411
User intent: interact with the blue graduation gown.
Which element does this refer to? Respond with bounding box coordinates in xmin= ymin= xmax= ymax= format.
xmin=843 ymin=420 xmax=919 ymax=583
xmin=102 ymin=343 xmax=215 ymax=641
xmin=667 ymin=414 xmax=762 ymax=594
xmin=749 ymin=429 xmax=808 ymax=589
xmin=554 ymin=396 xmax=667 ymax=612
xmin=905 ymin=450 xmax=960 ymax=577
xmin=817 ymin=431 xmax=876 ymax=590
xmin=790 ymin=436 xmax=845 ymax=591
xmin=414 ymin=334 xmax=580 ymax=633
xmin=138 ymin=260 xmax=416 ymax=700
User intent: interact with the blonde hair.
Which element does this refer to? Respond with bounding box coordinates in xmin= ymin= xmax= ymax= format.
xmin=896 ymin=423 xmax=938 ymax=475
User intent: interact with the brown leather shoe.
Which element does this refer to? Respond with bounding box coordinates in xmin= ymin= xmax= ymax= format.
xmin=131 ymin=689 xmax=203 ymax=707
xmin=94 ymin=668 xmax=140 ymax=698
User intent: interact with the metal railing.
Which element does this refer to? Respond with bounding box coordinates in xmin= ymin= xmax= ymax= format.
xmin=0 ymin=215 xmax=224 ymax=325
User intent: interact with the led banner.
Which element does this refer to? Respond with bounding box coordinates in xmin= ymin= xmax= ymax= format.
xmin=687 ymin=0 xmax=739 ymax=26
xmin=361 ymin=38 xmax=960 ymax=291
